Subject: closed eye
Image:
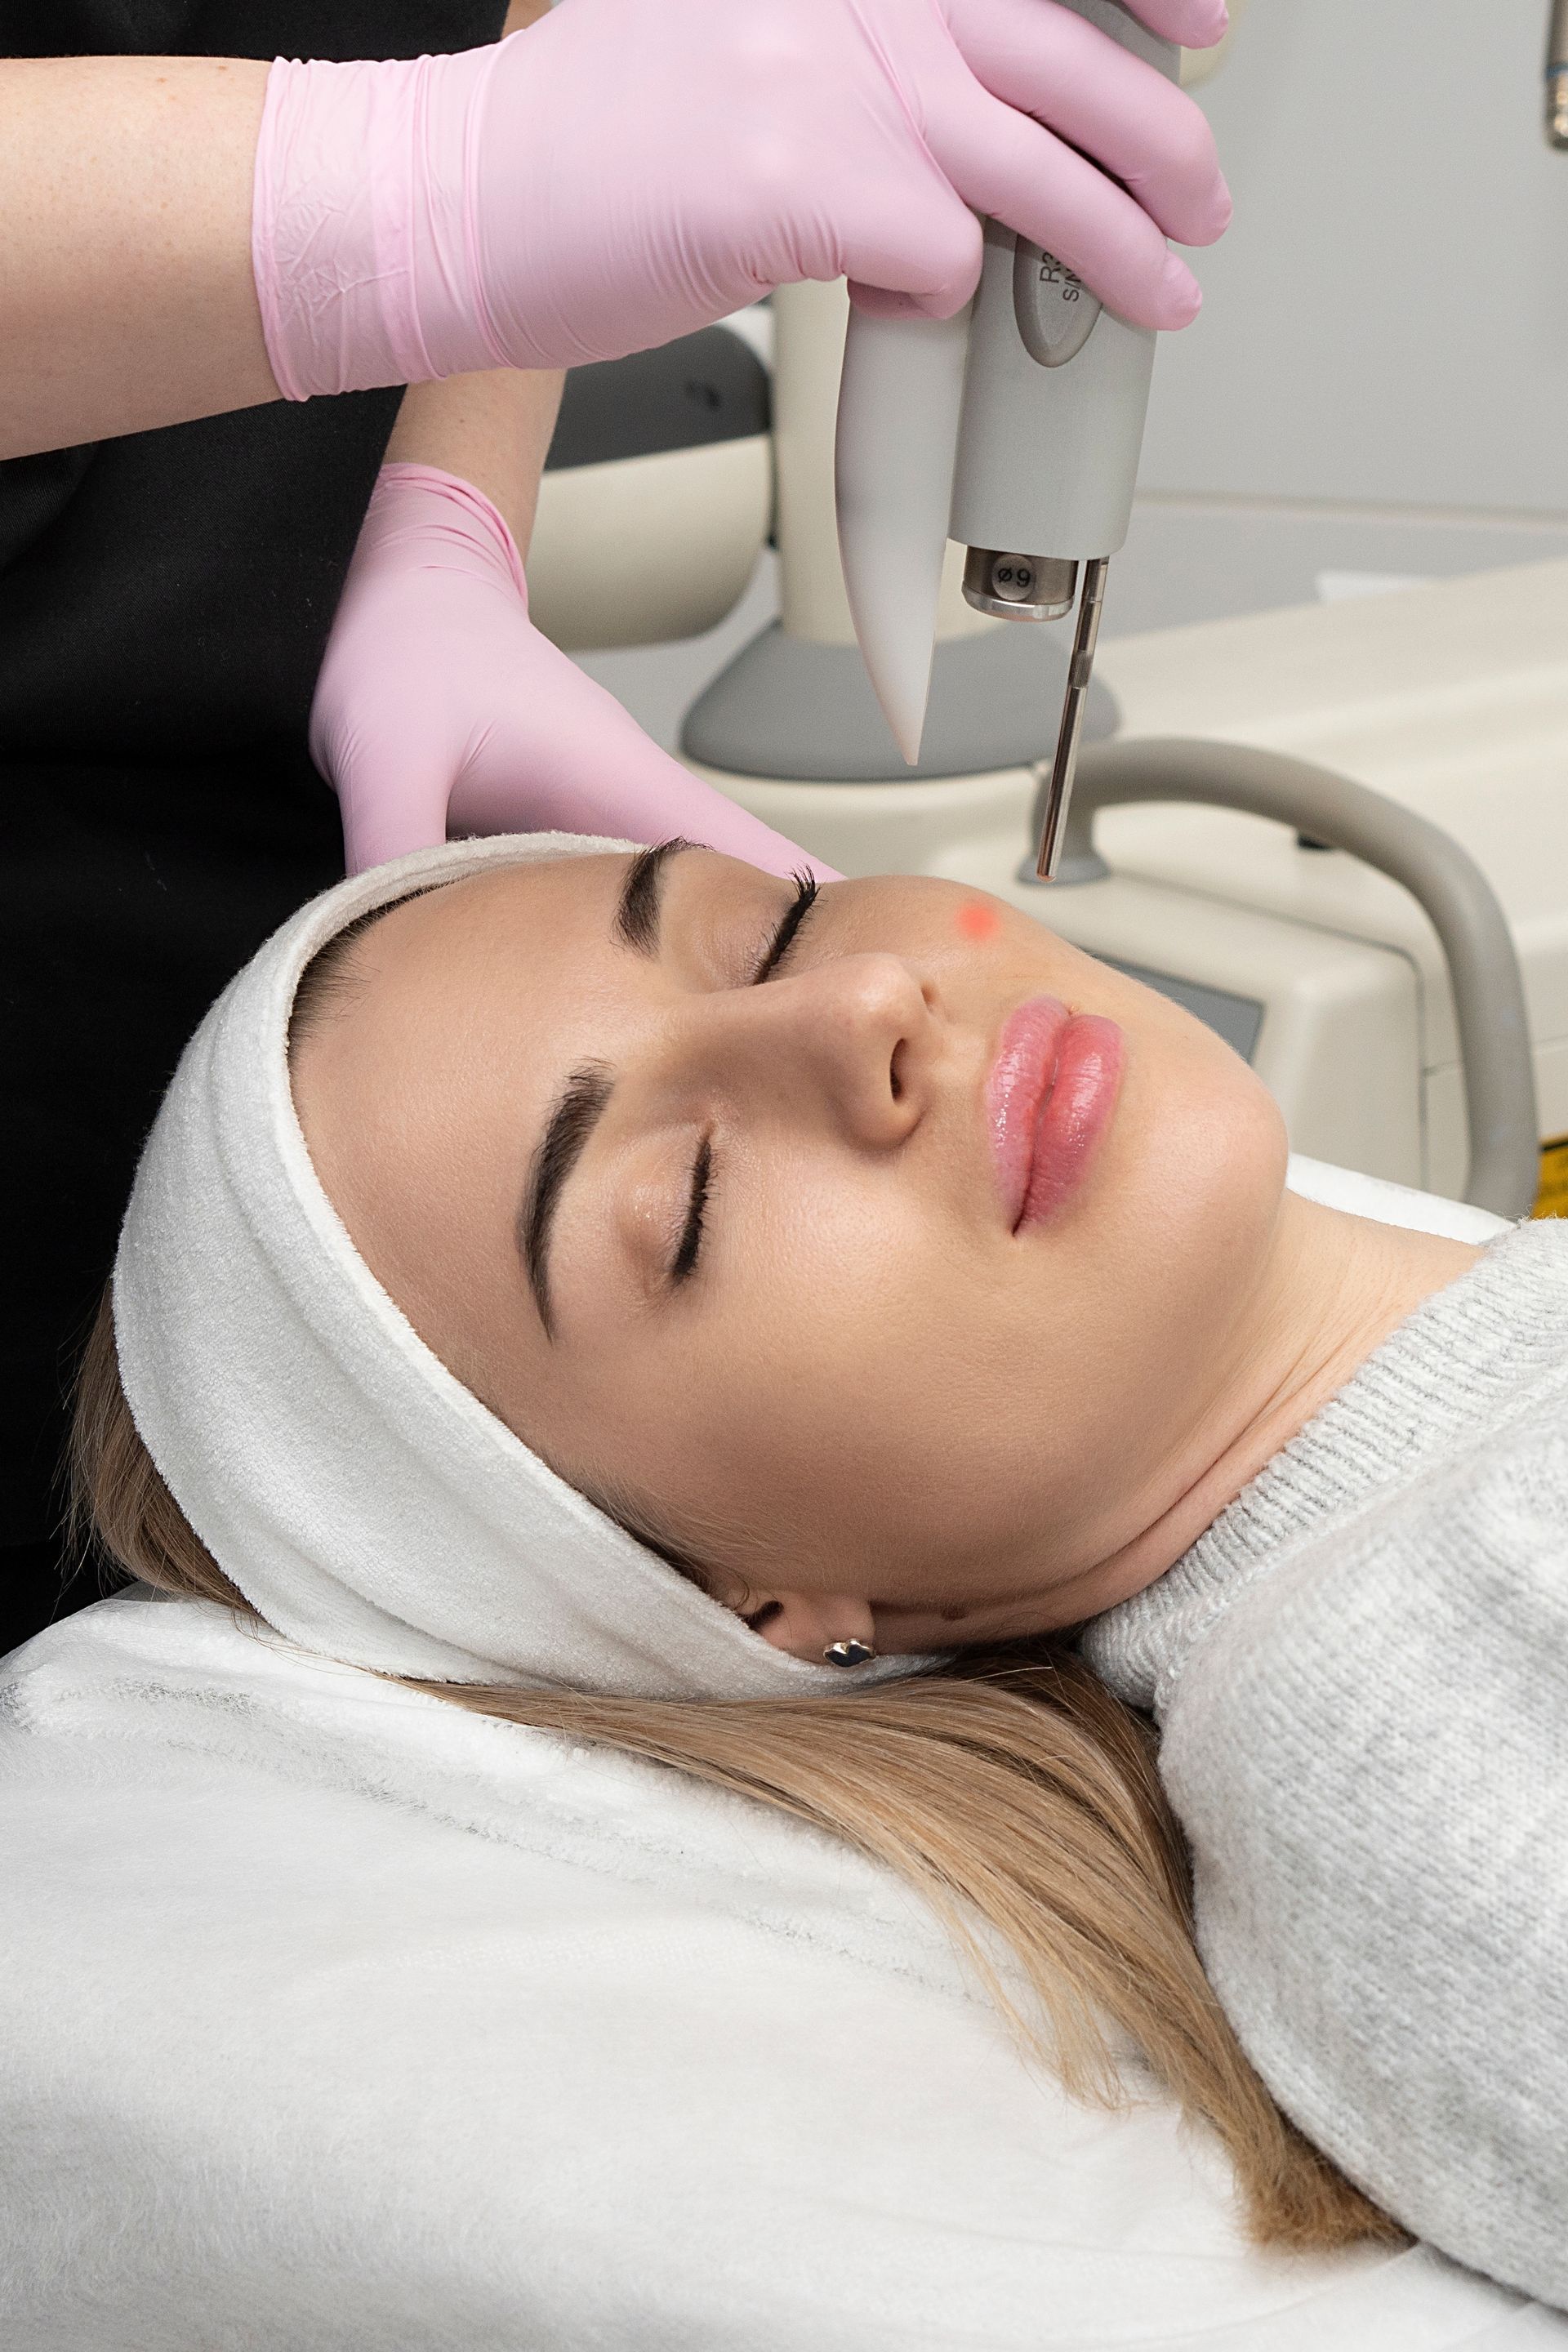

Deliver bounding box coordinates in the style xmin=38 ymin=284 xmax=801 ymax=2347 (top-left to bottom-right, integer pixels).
xmin=670 ymin=1134 xmax=712 ymax=1286
xmin=670 ymin=875 xmax=820 ymax=1291
xmin=751 ymin=872 xmax=819 ymax=985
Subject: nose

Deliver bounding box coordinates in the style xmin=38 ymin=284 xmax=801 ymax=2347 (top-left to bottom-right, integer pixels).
xmin=701 ymin=952 xmax=940 ymax=1147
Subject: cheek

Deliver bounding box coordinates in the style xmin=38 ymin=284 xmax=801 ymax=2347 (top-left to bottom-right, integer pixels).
xmin=1081 ymin=1010 xmax=1287 ymax=1368
xmin=636 ymin=1187 xmax=949 ymax=1489
xmin=571 ymin=1174 xmax=1054 ymax=1583
xmin=955 ymin=899 xmax=1003 ymax=945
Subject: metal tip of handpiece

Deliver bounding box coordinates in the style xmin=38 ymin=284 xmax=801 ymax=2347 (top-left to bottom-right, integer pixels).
xmin=1034 ymin=558 xmax=1110 ymax=881
xmin=1035 ymin=731 xmax=1080 ymax=881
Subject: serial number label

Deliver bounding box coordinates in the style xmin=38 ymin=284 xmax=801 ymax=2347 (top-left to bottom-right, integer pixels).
xmin=1034 ymin=256 xmax=1085 ymax=299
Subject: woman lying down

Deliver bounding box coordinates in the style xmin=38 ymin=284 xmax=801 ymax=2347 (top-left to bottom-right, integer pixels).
xmin=70 ymin=831 xmax=1568 ymax=2308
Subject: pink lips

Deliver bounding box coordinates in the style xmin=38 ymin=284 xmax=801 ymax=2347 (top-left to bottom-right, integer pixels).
xmin=986 ymin=996 xmax=1125 ymax=1232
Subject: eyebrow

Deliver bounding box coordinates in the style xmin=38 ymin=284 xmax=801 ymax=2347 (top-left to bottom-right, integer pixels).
xmin=519 ymin=841 xmax=699 ymax=1334
xmin=614 ymin=837 xmax=695 ymax=959
xmin=519 ymin=1063 xmax=613 ymax=1339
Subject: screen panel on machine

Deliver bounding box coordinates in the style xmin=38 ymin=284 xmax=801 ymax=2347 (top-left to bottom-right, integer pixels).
xmin=1102 ymin=957 xmax=1265 ymax=1064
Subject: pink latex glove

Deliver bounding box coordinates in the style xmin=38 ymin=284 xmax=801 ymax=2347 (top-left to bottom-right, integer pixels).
xmin=255 ymin=0 xmax=1230 ymax=399
xmin=310 ymin=464 xmax=835 ymax=881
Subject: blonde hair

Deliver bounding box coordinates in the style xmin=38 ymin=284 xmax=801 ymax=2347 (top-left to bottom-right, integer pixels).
xmin=69 ymin=1285 xmax=1397 ymax=2255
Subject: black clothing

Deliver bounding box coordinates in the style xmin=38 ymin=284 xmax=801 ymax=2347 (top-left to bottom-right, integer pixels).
xmin=0 ymin=0 xmax=509 ymax=1655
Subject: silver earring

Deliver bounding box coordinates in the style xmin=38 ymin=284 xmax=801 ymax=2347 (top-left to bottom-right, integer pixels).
xmin=823 ymin=1638 xmax=877 ymax=1668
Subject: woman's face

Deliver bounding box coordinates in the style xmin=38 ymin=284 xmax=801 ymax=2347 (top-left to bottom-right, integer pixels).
xmin=291 ymin=849 xmax=1288 ymax=1657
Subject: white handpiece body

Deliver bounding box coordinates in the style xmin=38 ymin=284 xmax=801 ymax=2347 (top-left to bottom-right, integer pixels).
xmin=835 ymin=305 xmax=973 ymax=765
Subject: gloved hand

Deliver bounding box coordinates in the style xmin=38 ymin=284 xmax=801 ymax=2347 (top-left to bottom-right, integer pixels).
xmin=310 ymin=464 xmax=835 ymax=880
xmin=255 ymin=0 xmax=1230 ymax=401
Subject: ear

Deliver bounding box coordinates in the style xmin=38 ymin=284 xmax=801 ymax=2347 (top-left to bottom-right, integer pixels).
xmin=746 ymin=1590 xmax=880 ymax=1667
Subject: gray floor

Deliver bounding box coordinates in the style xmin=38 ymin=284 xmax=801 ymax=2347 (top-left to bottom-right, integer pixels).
xmin=575 ymin=500 xmax=1568 ymax=759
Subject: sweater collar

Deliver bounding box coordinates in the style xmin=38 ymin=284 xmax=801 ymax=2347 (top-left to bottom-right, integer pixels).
xmin=1081 ymin=1219 xmax=1568 ymax=1714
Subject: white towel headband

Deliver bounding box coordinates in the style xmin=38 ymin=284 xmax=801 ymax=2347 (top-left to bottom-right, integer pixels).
xmin=113 ymin=833 xmax=938 ymax=1700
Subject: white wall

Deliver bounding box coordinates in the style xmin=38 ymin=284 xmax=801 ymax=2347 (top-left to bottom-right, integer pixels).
xmin=1145 ymin=0 xmax=1568 ymax=513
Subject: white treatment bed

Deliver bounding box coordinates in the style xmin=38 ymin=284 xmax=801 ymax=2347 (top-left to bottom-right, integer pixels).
xmin=0 ymin=1163 xmax=1557 ymax=2350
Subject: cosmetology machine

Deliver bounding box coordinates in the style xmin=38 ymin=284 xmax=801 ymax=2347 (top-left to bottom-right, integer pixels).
xmin=704 ymin=559 xmax=1568 ymax=1223
xmin=527 ymin=323 xmax=773 ymax=653
xmin=528 ymin=0 xmax=1568 ymax=1225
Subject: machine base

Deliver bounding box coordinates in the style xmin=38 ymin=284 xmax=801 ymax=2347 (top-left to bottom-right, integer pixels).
xmin=679 ymin=617 xmax=1118 ymax=784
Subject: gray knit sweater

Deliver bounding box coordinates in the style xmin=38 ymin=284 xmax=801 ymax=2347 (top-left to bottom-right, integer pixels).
xmin=1082 ymin=1218 xmax=1568 ymax=2307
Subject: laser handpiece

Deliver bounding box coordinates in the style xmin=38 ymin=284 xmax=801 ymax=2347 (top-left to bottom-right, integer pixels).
xmin=835 ymin=0 xmax=1180 ymax=849
xmin=951 ymin=1 xmax=1180 ymax=877
xmin=961 ymin=237 xmax=1119 ymax=878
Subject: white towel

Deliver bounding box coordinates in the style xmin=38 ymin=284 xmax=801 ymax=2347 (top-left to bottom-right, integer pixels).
xmin=113 ymin=833 xmax=935 ymax=1699
xmin=2 ymin=1588 xmax=1558 ymax=2352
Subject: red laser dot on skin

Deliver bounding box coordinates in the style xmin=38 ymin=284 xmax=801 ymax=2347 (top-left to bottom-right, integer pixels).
xmin=956 ymin=900 xmax=1001 ymax=942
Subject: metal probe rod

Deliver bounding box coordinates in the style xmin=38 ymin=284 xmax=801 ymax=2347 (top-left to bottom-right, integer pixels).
xmin=1034 ymin=557 xmax=1109 ymax=880
xmin=1548 ymin=0 xmax=1568 ymax=147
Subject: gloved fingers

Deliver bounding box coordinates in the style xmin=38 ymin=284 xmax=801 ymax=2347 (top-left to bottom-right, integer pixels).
xmin=930 ymin=78 xmax=1202 ymax=327
xmin=603 ymin=758 xmax=842 ymax=884
xmin=315 ymin=711 xmax=457 ymax=875
xmin=338 ymin=770 xmax=455 ymax=874
xmin=947 ymin=0 xmax=1230 ymax=248
xmin=448 ymin=673 xmax=838 ymax=883
xmin=831 ymin=167 xmax=986 ymax=314
xmin=849 ymin=279 xmax=972 ymax=323
xmin=1105 ymin=0 xmax=1229 ymax=45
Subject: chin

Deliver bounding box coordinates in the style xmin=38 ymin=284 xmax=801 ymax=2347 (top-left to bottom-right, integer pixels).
xmin=1183 ymin=1081 xmax=1288 ymax=1281
xmin=1112 ymin=1031 xmax=1289 ymax=1285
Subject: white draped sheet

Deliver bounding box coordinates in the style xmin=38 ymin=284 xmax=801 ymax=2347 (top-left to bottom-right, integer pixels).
xmin=2 ymin=1585 xmax=1558 ymax=2352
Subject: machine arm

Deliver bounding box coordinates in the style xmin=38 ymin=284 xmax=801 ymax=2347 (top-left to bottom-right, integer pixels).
xmin=1034 ymin=738 xmax=1540 ymax=1218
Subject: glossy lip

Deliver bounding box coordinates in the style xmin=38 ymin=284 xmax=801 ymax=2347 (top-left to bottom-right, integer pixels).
xmin=986 ymin=995 xmax=1125 ymax=1232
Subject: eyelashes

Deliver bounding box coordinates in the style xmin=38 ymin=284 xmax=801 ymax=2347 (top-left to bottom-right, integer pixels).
xmin=670 ymin=1134 xmax=711 ymax=1286
xmin=670 ymin=875 xmax=822 ymax=1289
xmin=751 ymin=871 xmax=819 ymax=986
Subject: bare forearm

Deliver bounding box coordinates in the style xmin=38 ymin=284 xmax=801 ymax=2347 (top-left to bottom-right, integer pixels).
xmin=384 ymin=368 xmax=564 ymax=557
xmin=0 ymin=56 xmax=278 ymax=460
